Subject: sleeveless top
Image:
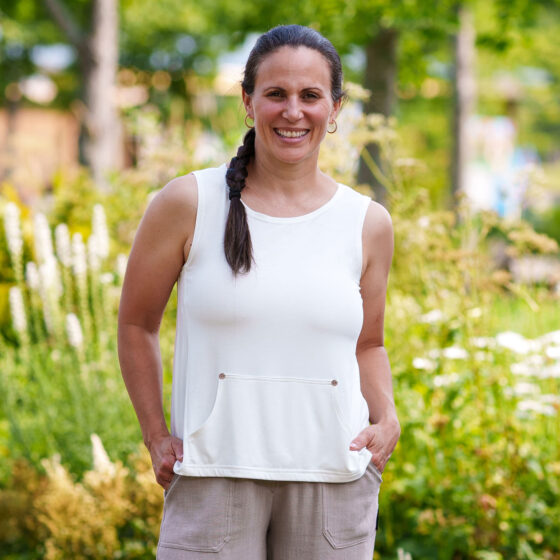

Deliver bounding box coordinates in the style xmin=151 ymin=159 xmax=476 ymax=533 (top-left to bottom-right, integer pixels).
xmin=171 ymin=164 xmax=374 ymax=482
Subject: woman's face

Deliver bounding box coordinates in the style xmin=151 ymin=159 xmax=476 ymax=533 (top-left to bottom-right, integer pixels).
xmin=242 ymin=46 xmax=341 ymax=167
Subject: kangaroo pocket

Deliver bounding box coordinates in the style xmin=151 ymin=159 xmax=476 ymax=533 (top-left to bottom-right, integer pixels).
xmin=186 ymin=373 xmax=360 ymax=474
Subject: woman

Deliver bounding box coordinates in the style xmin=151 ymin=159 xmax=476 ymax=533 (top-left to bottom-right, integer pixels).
xmin=118 ymin=24 xmax=400 ymax=560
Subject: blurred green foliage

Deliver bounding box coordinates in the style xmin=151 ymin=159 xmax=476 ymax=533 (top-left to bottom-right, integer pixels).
xmin=1 ymin=2 xmax=559 ymax=556
xmin=1 ymin=103 xmax=559 ymax=558
xmin=2 ymin=0 xmax=560 ymax=222
xmin=524 ymin=206 xmax=560 ymax=245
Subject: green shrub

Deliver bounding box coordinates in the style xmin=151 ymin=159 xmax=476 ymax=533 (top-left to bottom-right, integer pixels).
xmin=524 ymin=205 xmax=560 ymax=245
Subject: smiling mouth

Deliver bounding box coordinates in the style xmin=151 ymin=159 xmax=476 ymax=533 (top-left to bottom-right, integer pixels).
xmin=274 ymin=129 xmax=309 ymax=138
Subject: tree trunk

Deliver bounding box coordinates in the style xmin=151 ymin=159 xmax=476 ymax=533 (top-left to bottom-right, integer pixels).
xmin=85 ymin=0 xmax=120 ymax=190
xmin=357 ymin=27 xmax=398 ymax=208
xmin=450 ymin=3 xmax=476 ymax=204
xmin=44 ymin=0 xmax=120 ymax=191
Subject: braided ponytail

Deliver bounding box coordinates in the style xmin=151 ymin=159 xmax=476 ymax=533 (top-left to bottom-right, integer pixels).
xmin=224 ymin=127 xmax=255 ymax=275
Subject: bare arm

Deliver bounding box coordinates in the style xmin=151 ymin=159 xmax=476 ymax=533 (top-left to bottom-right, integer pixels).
xmin=117 ymin=173 xmax=197 ymax=488
xmin=349 ymin=201 xmax=400 ymax=472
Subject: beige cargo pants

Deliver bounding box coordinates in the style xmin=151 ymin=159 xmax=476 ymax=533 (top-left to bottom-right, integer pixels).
xmin=157 ymin=461 xmax=382 ymax=560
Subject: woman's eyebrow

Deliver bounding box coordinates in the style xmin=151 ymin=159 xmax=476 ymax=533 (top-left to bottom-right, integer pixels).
xmin=262 ymin=86 xmax=324 ymax=93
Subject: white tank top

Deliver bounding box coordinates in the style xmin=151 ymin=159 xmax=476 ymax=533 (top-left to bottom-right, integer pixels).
xmin=171 ymin=164 xmax=373 ymax=482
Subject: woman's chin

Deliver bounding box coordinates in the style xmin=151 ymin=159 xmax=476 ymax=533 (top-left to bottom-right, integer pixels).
xmin=266 ymin=145 xmax=319 ymax=166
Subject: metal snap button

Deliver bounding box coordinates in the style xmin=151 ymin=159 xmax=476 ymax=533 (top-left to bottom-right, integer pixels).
xmin=218 ymin=373 xmax=226 ymax=379
xmin=331 ymin=379 xmax=338 ymax=386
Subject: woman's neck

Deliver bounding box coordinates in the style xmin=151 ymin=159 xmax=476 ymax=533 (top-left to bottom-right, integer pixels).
xmin=241 ymin=155 xmax=338 ymax=217
xmin=245 ymin=145 xmax=334 ymax=199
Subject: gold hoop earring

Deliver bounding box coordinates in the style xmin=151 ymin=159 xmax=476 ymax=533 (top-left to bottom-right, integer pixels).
xmin=327 ymin=120 xmax=337 ymax=134
xmin=244 ymin=114 xmax=254 ymax=129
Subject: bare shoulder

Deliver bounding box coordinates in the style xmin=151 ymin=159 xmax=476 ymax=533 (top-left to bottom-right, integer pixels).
xmin=148 ymin=172 xmax=198 ymax=226
xmin=363 ymin=200 xmax=393 ymax=245
xmin=141 ymin=173 xmax=198 ymax=255
xmin=362 ymin=200 xmax=394 ymax=274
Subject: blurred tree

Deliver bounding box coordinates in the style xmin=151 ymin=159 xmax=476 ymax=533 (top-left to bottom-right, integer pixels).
xmin=451 ymin=3 xmax=477 ymax=202
xmin=0 ymin=0 xmax=214 ymax=189
xmin=450 ymin=0 xmax=560 ymax=203
xmin=0 ymin=0 xmax=120 ymax=190
xmin=43 ymin=0 xmax=119 ymax=191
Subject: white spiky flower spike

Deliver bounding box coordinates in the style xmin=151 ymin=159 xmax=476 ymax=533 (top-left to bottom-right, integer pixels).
xmin=90 ymin=433 xmax=116 ymax=476
xmin=25 ymin=261 xmax=39 ymax=291
xmin=72 ymin=233 xmax=87 ymax=278
xmin=92 ymin=204 xmax=109 ymax=259
xmin=55 ymin=223 xmax=72 ymax=268
xmin=4 ymin=202 xmax=23 ymax=261
xmin=38 ymin=256 xmax=63 ymax=298
xmin=40 ymin=454 xmax=69 ymax=484
xmin=33 ymin=213 xmax=54 ymax=263
xmin=87 ymin=234 xmax=101 ymax=271
xmin=397 ymin=549 xmax=413 ymax=560
xmin=65 ymin=313 xmax=83 ymax=349
xmin=116 ymin=253 xmax=127 ymax=281
xmin=117 ymin=253 xmax=128 ymax=281
xmin=9 ymin=286 xmax=27 ymax=334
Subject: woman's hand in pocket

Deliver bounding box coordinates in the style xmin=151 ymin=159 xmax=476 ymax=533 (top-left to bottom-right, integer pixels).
xmin=349 ymin=420 xmax=400 ymax=473
xmin=147 ymin=434 xmax=184 ymax=490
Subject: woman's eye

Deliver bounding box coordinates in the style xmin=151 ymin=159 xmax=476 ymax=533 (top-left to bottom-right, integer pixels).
xmin=303 ymin=92 xmax=319 ymax=100
xmin=267 ymin=91 xmax=282 ymax=97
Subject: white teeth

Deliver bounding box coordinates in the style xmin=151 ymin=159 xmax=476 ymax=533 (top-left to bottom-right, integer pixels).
xmin=276 ymin=129 xmax=307 ymax=138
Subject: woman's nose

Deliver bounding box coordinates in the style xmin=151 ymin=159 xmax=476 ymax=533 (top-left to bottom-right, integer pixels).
xmin=282 ymin=97 xmax=303 ymax=121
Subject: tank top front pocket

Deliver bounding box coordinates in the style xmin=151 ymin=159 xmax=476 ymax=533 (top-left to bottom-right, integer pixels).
xmin=184 ymin=373 xmax=368 ymax=478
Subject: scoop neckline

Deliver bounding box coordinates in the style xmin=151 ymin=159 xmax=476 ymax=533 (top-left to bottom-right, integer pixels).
xmin=220 ymin=162 xmax=344 ymax=223
xmin=240 ymin=184 xmax=342 ymax=223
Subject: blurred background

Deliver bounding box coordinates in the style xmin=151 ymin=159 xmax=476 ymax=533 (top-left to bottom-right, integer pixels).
xmin=0 ymin=1 xmax=559 ymax=559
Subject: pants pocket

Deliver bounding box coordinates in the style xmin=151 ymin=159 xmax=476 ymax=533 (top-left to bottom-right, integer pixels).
xmin=163 ymin=473 xmax=180 ymax=499
xmin=368 ymin=460 xmax=383 ymax=483
xmin=158 ymin=475 xmax=234 ymax=552
xmin=321 ymin=462 xmax=381 ymax=548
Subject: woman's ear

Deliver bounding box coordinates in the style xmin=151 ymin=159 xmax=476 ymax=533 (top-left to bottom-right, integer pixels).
xmin=242 ymin=89 xmax=254 ymax=119
xmin=331 ymin=98 xmax=342 ymax=122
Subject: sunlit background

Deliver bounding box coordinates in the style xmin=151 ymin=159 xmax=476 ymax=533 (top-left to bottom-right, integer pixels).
xmin=1 ymin=1 xmax=559 ymax=558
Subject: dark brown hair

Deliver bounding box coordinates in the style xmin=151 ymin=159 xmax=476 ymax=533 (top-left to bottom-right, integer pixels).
xmin=224 ymin=24 xmax=345 ymax=274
